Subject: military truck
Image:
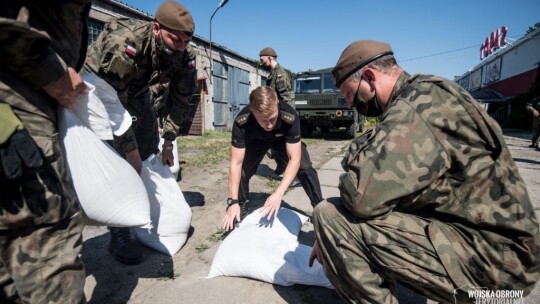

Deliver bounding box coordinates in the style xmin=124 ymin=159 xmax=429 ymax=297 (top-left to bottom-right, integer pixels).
xmin=294 ymin=68 xmax=364 ymax=138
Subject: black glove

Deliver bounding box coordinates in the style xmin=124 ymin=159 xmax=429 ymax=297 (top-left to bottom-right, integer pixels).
xmin=0 ymin=129 xmax=43 ymax=180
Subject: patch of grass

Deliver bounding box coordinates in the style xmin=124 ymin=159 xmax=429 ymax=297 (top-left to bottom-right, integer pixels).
xmin=178 ymin=131 xmax=231 ymax=167
xmin=302 ymin=138 xmax=323 ymax=145
xmin=207 ymin=229 xmax=226 ymax=243
xmin=156 ymin=271 xmax=180 ymax=281
xmin=195 ymin=243 xmax=209 ymax=253
xmin=265 ymin=176 xmax=295 ymax=194
xmin=363 ymin=117 xmax=380 ymax=130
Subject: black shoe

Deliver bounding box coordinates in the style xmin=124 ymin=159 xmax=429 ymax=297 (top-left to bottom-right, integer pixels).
xmin=290 ymin=177 xmax=301 ymax=187
xmin=239 ymin=200 xmax=250 ymax=220
xmin=529 ymin=144 xmax=538 ymax=148
xmin=108 ymin=227 xmax=145 ymax=265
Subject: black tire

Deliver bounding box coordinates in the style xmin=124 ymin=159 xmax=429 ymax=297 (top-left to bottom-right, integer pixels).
xmin=320 ymin=127 xmax=330 ymax=133
xmin=346 ymin=122 xmax=358 ymax=139
xmin=300 ymin=123 xmax=313 ymax=138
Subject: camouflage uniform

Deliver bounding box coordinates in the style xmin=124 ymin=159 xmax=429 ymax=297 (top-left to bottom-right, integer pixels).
xmin=83 ymin=17 xmax=197 ymax=160
xmin=0 ymin=1 xmax=90 ymax=303
xmin=313 ymin=72 xmax=540 ymax=303
xmin=525 ymin=96 xmax=540 ymax=148
xmin=266 ymin=63 xmax=295 ymax=109
xmin=266 ymin=63 xmax=295 ymax=174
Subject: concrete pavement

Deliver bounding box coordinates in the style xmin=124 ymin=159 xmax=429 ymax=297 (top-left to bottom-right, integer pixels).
xmin=282 ymin=129 xmax=540 ymax=303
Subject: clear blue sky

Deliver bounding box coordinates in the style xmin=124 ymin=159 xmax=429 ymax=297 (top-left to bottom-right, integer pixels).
xmin=120 ymin=0 xmax=539 ymax=80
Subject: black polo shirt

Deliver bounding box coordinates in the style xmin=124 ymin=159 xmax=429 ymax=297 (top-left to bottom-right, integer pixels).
xmin=231 ymin=101 xmax=301 ymax=149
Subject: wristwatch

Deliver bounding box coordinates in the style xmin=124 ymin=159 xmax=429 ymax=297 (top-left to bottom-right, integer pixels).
xmin=226 ymin=198 xmax=239 ymax=209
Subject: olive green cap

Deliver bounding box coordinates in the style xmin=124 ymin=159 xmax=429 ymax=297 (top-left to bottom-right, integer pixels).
xmin=155 ymin=1 xmax=194 ymax=34
xmin=259 ymin=47 xmax=277 ymax=57
xmin=332 ymin=40 xmax=393 ymax=87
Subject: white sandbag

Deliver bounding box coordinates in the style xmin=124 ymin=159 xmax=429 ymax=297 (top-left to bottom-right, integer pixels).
xmin=72 ymin=73 xmax=132 ymax=140
xmin=158 ymin=137 xmax=180 ymax=179
xmin=59 ymin=108 xmax=151 ymax=227
xmin=207 ymin=208 xmax=333 ymax=289
xmin=134 ymin=154 xmax=192 ymax=256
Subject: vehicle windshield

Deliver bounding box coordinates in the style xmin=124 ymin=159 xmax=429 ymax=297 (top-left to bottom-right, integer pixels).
xmin=323 ymin=73 xmax=339 ymax=93
xmin=295 ymin=75 xmax=321 ymax=93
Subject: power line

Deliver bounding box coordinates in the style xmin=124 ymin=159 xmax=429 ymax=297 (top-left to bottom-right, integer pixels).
xmin=399 ymin=35 xmax=522 ymax=63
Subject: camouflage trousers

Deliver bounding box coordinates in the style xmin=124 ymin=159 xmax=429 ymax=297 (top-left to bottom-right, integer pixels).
xmin=0 ymin=80 xmax=86 ymax=303
xmin=0 ymin=213 xmax=85 ymax=304
xmin=313 ymin=199 xmax=476 ymax=304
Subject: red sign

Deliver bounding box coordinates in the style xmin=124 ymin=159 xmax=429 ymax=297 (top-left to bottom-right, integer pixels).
xmin=480 ymin=26 xmax=507 ymax=60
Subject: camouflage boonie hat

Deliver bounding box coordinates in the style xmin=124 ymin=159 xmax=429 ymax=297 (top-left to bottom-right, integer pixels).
xmin=155 ymin=1 xmax=194 ymax=34
xmin=259 ymin=47 xmax=277 ymax=57
xmin=332 ymin=40 xmax=393 ymax=87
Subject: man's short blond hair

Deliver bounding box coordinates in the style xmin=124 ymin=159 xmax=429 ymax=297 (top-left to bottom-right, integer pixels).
xmin=249 ymin=86 xmax=278 ymax=116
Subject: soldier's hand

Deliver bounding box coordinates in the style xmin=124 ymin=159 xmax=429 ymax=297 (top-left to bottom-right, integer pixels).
xmin=309 ymin=240 xmax=324 ymax=267
xmin=260 ymin=192 xmax=282 ymax=220
xmin=161 ymin=148 xmax=174 ymax=167
xmin=43 ymin=67 xmax=89 ymax=108
xmin=0 ymin=129 xmax=43 ymax=180
xmin=222 ymin=204 xmax=241 ymax=231
xmin=125 ymin=149 xmax=142 ymax=174
xmin=534 ymin=110 xmax=539 ymax=117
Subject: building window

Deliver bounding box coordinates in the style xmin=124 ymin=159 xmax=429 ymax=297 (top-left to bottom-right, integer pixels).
xmin=88 ymin=19 xmax=104 ymax=45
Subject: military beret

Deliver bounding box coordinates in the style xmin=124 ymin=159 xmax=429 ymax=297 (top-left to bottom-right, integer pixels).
xmin=259 ymin=47 xmax=277 ymax=57
xmin=332 ymin=40 xmax=393 ymax=88
xmin=155 ymin=1 xmax=194 ymax=34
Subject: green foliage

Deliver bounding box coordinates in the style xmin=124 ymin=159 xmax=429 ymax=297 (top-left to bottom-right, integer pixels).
xmin=195 ymin=243 xmax=209 ymax=253
xmin=302 ymin=137 xmax=323 ymax=145
xmin=156 ymin=271 xmax=180 ymax=281
xmin=363 ymin=117 xmax=381 ymax=130
xmin=207 ymin=229 xmax=226 ymax=242
xmin=526 ymin=22 xmax=540 ymax=34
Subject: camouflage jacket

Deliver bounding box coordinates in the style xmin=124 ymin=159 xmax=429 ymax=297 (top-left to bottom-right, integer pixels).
xmin=84 ymin=17 xmax=197 ymax=149
xmin=340 ymin=72 xmax=540 ymax=287
xmin=0 ymin=0 xmax=91 ymax=120
xmin=266 ymin=63 xmax=295 ymax=108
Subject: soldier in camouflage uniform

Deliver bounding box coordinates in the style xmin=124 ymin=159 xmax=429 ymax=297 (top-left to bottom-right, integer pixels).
xmin=259 ymin=47 xmax=298 ymax=183
xmin=525 ymin=96 xmax=540 ymax=148
xmin=83 ymin=0 xmax=197 ymax=265
xmin=0 ymin=1 xmax=91 ymax=303
xmin=308 ymin=40 xmax=540 ymax=303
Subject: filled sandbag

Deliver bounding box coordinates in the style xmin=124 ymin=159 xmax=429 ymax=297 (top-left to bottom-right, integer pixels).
xmin=59 ymin=108 xmax=151 ymax=227
xmin=75 ymin=73 xmax=132 ymax=140
xmin=134 ymin=154 xmax=192 ymax=256
xmin=207 ymin=207 xmax=333 ymax=288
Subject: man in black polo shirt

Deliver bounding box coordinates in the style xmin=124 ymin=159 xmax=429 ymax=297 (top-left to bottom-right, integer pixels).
xmin=221 ymin=86 xmax=323 ymax=230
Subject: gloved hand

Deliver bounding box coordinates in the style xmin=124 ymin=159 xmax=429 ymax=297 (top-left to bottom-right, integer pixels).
xmin=0 ymin=104 xmax=43 ymax=180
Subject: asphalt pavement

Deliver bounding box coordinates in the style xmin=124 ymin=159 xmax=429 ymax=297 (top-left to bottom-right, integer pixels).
xmin=282 ymin=128 xmax=540 ymax=304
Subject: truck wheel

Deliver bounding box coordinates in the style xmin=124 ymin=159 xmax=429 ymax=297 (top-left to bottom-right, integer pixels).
xmin=301 ymin=123 xmax=313 ymax=138
xmin=320 ymin=127 xmax=330 ymax=133
xmin=346 ymin=122 xmax=358 ymax=139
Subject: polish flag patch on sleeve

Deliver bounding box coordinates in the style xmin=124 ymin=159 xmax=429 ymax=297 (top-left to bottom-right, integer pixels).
xmin=187 ymin=59 xmax=196 ymax=69
xmin=125 ymin=45 xmax=137 ymax=57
